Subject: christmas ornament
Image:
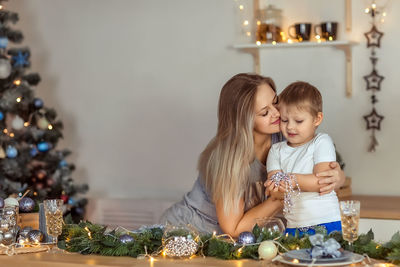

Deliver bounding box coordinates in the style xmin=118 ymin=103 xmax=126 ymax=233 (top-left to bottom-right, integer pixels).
xmin=0 ymin=197 xmax=4 ymax=208
xmin=0 ymin=58 xmax=11 ymax=79
xmin=119 ymin=234 xmax=135 ymax=244
xmin=6 ymin=145 xmax=18 ymax=158
xmin=59 ymin=160 xmax=68 ymax=167
xmin=0 ymin=147 xmax=5 ymax=159
xmin=37 ymin=117 xmax=49 ymax=130
xmin=4 ymin=197 xmax=19 ymax=207
xmin=27 ymin=229 xmax=44 ymax=243
xmin=12 ymin=51 xmax=30 ymax=68
xmin=237 ymin=231 xmax=255 ymax=245
xmin=33 ymin=98 xmax=43 ymax=109
xmin=30 ymin=145 xmax=38 ymax=157
xmin=363 ymin=3 xmax=386 ymax=152
xmin=19 ymin=197 xmax=35 ymax=212
xmin=11 ymin=115 xmax=24 ymax=130
xmin=60 ymin=194 xmax=69 ymax=203
xmin=19 ymin=226 xmax=33 ymax=237
xmin=68 ymin=197 xmax=76 ymax=206
xmin=164 ymin=236 xmax=199 ymax=257
xmin=364 ymin=25 xmax=384 ymax=48
xmin=37 ymin=141 xmax=51 ymax=152
xmin=2 ymin=231 xmax=14 ymax=245
xmin=0 ymin=37 xmax=9 ymax=49
xmin=270 ymin=172 xmax=301 ymax=214
xmin=256 ymin=217 xmax=285 ymax=235
xmin=0 ymin=111 xmax=4 ymax=120
xmin=258 ymin=240 xmax=278 ymax=260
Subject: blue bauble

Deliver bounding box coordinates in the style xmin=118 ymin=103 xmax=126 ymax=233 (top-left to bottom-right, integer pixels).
xmin=68 ymin=197 xmax=76 ymax=205
xmin=33 ymin=98 xmax=44 ymax=109
xmin=6 ymin=146 xmax=18 ymax=158
xmin=119 ymin=234 xmax=135 ymax=244
xmin=0 ymin=37 xmax=8 ymax=49
xmin=0 ymin=197 xmax=4 ymax=208
xmin=59 ymin=160 xmax=68 ymax=167
xmin=37 ymin=141 xmax=51 ymax=152
xmin=237 ymin=231 xmax=255 ymax=245
xmin=30 ymin=146 xmax=39 ymax=157
xmin=0 ymin=111 xmax=4 ymax=121
xmin=19 ymin=197 xmax=35 ymax=213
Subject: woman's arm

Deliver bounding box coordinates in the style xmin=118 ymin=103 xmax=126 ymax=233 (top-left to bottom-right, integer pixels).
xmin=215 ymin=195 xmax=282 ymax=238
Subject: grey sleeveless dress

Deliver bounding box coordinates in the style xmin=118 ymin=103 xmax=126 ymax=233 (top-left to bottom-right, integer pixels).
xmin=160 ymin=133 xmax=283 ymax=234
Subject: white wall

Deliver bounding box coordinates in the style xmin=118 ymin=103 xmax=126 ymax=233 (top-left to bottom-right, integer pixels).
xmin=6 ymin=0 xmax=400 ymax=200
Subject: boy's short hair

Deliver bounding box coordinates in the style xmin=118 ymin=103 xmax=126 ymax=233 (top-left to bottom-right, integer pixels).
xmin=279 ymin=81 xmax=322 ymax=117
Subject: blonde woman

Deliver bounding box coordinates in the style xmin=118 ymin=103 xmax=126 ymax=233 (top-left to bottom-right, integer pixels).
xmin=160 ymin=73 xmax=345 ymax=237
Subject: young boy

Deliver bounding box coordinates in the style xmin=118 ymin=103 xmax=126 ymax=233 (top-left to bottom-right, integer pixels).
xmin=266 ymin=81 xmax=341 ymax=236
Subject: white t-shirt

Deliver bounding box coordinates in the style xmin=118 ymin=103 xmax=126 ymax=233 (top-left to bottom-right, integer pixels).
xmin=266 ymin=133 xmax=341 ymax=228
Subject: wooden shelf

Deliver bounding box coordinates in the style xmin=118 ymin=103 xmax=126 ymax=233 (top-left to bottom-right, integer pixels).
xmin=233 ymin=40 xmax=358 ymax=98
xmin=233 ymin=40 xmax=357 ymax=49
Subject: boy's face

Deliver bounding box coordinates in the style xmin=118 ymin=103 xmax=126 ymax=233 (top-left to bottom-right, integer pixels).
xmin=279 ymin=104 xmax=323 ymax=147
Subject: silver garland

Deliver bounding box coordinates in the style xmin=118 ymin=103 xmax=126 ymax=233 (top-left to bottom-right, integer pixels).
xmin=270 ymin=172 xmax=301 ymax=214
xmin=164 ymin=236 xmax=198 ymax=257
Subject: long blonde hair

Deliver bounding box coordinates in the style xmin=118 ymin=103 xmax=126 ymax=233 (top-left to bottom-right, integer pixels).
xmin=198 ymin=73 xmax=276 ymax=214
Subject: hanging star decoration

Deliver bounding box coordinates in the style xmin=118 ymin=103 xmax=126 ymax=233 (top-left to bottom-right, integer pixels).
xmin=363 ymin=69 xmax=384 ymax=91
xmin=12 ymin=50 xmax=30 ymax=67
xmin=364 ymin=25 xmax=384 ymax=48
xmin=363 ymin=108 xmax=384 ymax=130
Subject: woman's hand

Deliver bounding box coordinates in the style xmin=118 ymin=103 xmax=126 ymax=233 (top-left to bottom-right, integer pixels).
xmin=316 ymin=162 xmax=345 ymax=195
xmin=265 ymin=180 xmax=285 ymax=200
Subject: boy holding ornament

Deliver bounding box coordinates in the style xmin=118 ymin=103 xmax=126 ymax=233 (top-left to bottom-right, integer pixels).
xmin=265 ymin=81 xmax=341 ymax=236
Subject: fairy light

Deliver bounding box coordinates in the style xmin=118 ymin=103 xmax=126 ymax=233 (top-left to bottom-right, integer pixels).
xmin=280 ymin=31 xmax=287 ymax=41
xmin=296 ymin=246 xmax=300 ymax=250
xmin=0 ymin=5 xmax=3 ymax=10
xmin=382 ymin=12 xmax=387 ymax=17
xmin=287 ymin=39 xmax=293 ymax=44
xmin=317 ymin=39 xmax=322 ymax=43
xmin=365 ymin=8 xmax=370 ymax=13
xmin=24 ymin=122 xmax=29 ymax=127
xmin=33 ymin=191 xmax=37 ymax=196
xmin=14 ymin=80 xmax=21 ymax=86
xmin=292 ymin=259 xmax=299 ymax=263
xmin=256 ymin=20 xmax=261 ymax=26
xmin=315 ymin=35 xmax=321 ymax=40
xmin=328 ymin=36 xmax=333 ymax=41
xmin=239 ymin=5 xmax=244 ymax=10
xmin=243 ymin=20 xmax=249 ymax=26
xmin=256 ymin=41 xmax=261 ymax=46
xmin=246 ymin=31 xmax=251 ymax=36
xmin=371 ymin=3 xmax=377 ymax=9
xmin=48 ymin=125 xmax=53 ymax=130
xmin=84 ymin=227 xmax=92 ymax=239
xmin=272 ymin=41 xmax=277 ymax=45
xmin=16 ymin=97 xmax=21 ymax=103
xmin=9 ymin=133 xmax=14 ymax=138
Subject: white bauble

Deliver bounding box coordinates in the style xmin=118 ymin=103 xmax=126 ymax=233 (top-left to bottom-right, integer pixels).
xmin=4 ymin=197 xmax=19 ymax=207
xmin=258 ymin=240 xmax=278 ymax=260
xmin=0 ymin=58 xmax=11 ymax=79
xmin=37 ymin=117 xmax=49 ymax=130
xmin=0 ymin=147 xmax=5 ymax=158
xmin=12 ymin=115 xmax=24 ymax=130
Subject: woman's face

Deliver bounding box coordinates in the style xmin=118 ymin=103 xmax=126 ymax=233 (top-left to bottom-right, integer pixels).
xmin=253 ymin=83 xmax=280 ymax=135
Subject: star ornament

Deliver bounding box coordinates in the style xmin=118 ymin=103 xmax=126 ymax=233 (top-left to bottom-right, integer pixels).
xmin=364 ymin=108 xmax=384 ymax=130
xmin=364 ymin=69 xmax=384 ymax=91
xmin=364 ymin=25 xmax=384 ymax=48
xmin=12 ymin=51 xmax=30 ymax=68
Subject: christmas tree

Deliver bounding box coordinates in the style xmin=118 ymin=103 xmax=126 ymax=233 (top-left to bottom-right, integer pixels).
xmin=0 ymin=2 xmax=88 ymax=221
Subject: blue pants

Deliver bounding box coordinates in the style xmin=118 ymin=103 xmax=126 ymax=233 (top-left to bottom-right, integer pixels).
xmin=285 ymin=221 xmax=342 ymax=237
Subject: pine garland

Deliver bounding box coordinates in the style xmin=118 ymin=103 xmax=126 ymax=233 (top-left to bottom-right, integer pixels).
xmin=58 ymin=221 xmax=400 ymax=264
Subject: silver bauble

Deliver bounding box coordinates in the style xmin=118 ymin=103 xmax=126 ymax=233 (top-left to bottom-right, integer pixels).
xmin=0 ymin=222 xmax=9 ymax=231
xmin=3 ymin=231 xmax=14 ymax=245
xmin=0 ymin=58 xmax=11 ymax=79
xmin=27 ymin=230 xmax=44 ymax=243
xmin=20 ymin=226 xmax=33 ymax=237
xmin=11 ymin=115 xmax=24 ymax=130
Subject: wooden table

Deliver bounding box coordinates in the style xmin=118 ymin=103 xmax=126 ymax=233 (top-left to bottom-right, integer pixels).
xmin=0 ymin=251 xmax=384 ymax=267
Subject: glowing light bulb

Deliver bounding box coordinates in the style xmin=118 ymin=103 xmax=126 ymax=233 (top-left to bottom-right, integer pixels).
xmin=256 ymin=41 xmax=261 ymax=46
xmin=315 ymin=35 xmax=321 ymax=40
xmin=243 ymin=20 xmax=249 ymax=26
xmin=293 ymin=259 xmax=299 ymax=264
xmin=257 ymin=20 xmax=261 ymax=26
xmin=3 ymin=129 xmax=7 ymax=134
xmin=287 ymin=39 xmax=293 ymax=44
xmin=372 ymin=3 xmax=376 ymax=9
xmin=383 ymin=12 xmax=387 ymax=17
xmin=16 ymin=97 xmax=21 ymax=103
xmin=328 ymin=36 xmax=333 ymax=41
xmin=48 ymin=125 xmax=53 ymax=130
xmin=272 ymin=41 xmax=277 ymax=45
xmin=365 ymin=8 xmax=370 ymax=13
xmin=239 ymin=5 xmax=244 ymax=10
xmin=0 ymin=5 xmax=3 ymax=10
xmin=24 ymin=122 xmax=29 ymax=127
xmin=14 ymin=80 xmax=21 ymax=86
xmin=246 ymin=31 xmax=251 ymax=36
xmin=9 ymin=133 xmax=14 ymax=137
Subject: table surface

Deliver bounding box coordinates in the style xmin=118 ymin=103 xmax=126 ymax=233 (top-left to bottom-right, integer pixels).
xmin=342 ymin=195 xmax=400 ymax=220
xmin=0 ymin=251 xmax=382 ymax=267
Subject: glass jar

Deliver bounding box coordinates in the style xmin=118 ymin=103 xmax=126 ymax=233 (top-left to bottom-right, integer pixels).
xmin=256 ymin=5 xmax=283 ymax=43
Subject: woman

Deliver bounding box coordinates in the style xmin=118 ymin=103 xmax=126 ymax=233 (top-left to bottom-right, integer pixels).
xmin=160 ymin=73 xmax=345 ymax=237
